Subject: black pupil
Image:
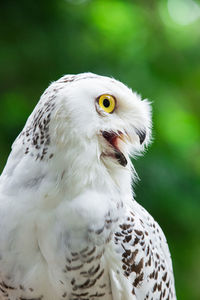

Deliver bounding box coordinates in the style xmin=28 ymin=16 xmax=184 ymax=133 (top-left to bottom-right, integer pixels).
xmin=103 ymin=98 xmax=110 ymax=107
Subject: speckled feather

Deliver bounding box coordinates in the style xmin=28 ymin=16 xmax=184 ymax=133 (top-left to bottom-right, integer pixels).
xmin=0 ymin=73 xmax=176 ymax=300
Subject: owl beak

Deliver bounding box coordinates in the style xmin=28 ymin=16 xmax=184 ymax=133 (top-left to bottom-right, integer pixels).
xmin=101 ymin=128 xmax=146 ymax=166
xmin=101 ymin=131 xmax=128 ymax=167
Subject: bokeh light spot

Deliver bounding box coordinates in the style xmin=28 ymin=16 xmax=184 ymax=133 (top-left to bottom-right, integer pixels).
xmin=168 ymin=0 xmax=200 ymax=25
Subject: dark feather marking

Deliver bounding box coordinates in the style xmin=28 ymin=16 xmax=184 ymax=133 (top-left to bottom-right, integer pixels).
xmin=162 ymin=272 xmax=167 ymax=282
xmin=153 ymin=282 xmax=157 ymax=292
xmin=132 ymin=236 xmax=140 ymax=246
xmin=89 ymin=292 xmax=106 ymax=297
xmin=62 ymin=292 xmax=67 ymax=298
xmin=71 ymin=292 xmax=88 ymax=297
xmin=66 ymin=264 xmax=83 ymax=271
xmin=19 ymin=297 xmax=43 ymax=300
xmin=133 ymin=272 xmax=144 ymax=287
xmin=95 ymin=227 xmax=104 ymax=235
xmin=0 ymin=282 xmax=16 ymax=290
xmin=131 ymin=258 xmax=144 ymax=274
xmin=86 ymin=247 xmax=96 ymax=256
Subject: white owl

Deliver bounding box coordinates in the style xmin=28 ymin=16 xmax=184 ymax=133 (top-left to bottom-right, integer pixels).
xmin=0 ymin=73 xmax=176 ymax=300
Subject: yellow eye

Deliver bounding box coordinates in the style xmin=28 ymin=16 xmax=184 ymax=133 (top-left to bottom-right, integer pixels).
xmin=98 ymin=94 xmax=116 ymax=114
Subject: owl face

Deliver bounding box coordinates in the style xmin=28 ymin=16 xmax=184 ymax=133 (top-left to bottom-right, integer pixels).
xmin=49 ymin=73 xmax=152 ymax=168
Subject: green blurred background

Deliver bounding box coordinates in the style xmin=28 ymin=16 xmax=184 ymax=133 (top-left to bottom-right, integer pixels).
xmin=0 ymin=0 xmax=200 ymax=299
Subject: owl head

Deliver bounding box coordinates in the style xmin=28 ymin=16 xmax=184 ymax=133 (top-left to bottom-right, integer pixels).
xmin=51 ymin=73 xmax=151 ymax=163
xmin=13 ymin=73 xmax=151 ymax=189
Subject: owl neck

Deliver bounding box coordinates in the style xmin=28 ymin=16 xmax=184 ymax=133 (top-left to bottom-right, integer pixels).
xmin=47 ymin=138 xmax=133 ymax=204
xmin=2 ymin=135 xmax=133 ymax=209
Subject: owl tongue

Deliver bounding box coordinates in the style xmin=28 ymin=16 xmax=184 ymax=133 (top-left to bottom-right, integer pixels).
xmin=102 ymin=131 xmax=118 ymax=147
xmin=102 ymin=131 xmax=127 ymax=167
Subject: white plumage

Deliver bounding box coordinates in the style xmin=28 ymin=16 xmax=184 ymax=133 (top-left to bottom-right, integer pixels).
xmin=0 ymin=73 xmax=176 ymax=300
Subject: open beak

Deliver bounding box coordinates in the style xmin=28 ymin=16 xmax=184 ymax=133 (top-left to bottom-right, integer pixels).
xmin=101 ymin=128 xmax=146 ymax=167
xmin=101 ymin=131 xmax=128 ymax=167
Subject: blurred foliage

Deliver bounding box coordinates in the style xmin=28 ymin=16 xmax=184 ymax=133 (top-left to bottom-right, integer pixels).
xmin=0 ymin=0 xmax=200 ymax=299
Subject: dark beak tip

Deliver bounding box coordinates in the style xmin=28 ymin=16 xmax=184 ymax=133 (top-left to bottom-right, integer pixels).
xmin=135 ymin=129 xmax=146 ymax=144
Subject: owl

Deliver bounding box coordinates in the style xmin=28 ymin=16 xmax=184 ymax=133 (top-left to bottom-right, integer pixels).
xmin=0 ymin=73 xmax=176 ymax=300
